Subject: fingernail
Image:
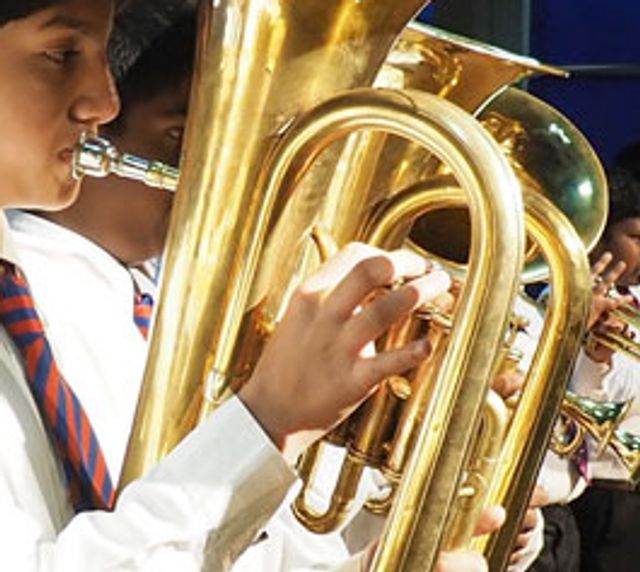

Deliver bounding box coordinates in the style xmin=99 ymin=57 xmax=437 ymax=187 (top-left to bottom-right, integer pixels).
xmin=411 ymin=338 xmax=431 ymax=356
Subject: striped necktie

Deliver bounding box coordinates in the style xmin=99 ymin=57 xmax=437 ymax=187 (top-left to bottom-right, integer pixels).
xmin=133 ymin=292 xmax=153 ymax=339
xmin=0 ymin=263 xmax=115 ymax=512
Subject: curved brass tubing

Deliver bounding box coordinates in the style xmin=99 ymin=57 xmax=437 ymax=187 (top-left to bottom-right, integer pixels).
xmin=362 ymin=182 xmax=590 ymax=567
xmin=267 ymin=87 xmax=525 ymax=571
xmin=551 ymin=391 xmax=631 ymax=457
xmin=119 ymin=0 xmax=436 ymax=486
xmin=611 ymin=429 xmax=640 ymax=484
xmin=477 ymin=190 xmax=590 ymax=571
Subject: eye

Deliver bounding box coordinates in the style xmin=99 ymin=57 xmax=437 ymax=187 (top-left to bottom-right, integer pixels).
xmin=166 ymin=126 xmax=184 ymax=144
xmin=44 ymin=47 xmax=80 ymax=65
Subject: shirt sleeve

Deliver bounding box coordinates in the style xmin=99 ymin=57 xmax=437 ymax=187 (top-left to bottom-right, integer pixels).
xmin=0 ymin=394 xmax=296 ymax=571
xmin=569 ymin=349 xmax=612 ymax=397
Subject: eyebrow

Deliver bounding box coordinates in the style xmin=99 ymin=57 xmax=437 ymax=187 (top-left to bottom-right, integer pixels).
xmin=166 ymin=105 xmax=188 ymax=117
xmin=39 ymin=15 xmax=94 ymax=36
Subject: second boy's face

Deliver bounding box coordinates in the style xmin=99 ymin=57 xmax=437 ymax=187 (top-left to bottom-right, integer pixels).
xmin=73 ymin=77 xmax=190 ymax=264
xmin=0 ymin=0 xmax=119 ymax=210
xmin=603 ymin=217 xmax=640 ymax=287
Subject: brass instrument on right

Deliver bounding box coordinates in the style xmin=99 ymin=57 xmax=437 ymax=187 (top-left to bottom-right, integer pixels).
xmin=586 ymin=288 xmax=640 ymax=361
xmin=551 ymin=391 xmax=640 ymax=485
xmin=552 ymin=391 xmax=631 ymax=458
xmin=291 ymin=22 xmax=603 ymax=570
xmin=611 ymin=428 xmax=640 ymax=483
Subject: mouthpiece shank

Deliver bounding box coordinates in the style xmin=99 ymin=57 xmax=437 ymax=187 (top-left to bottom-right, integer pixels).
xmin=72 ymin=135 xmax=179 ymax=192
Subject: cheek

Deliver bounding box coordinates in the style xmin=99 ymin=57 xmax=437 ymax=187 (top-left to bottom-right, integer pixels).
xmin=610 ymin=240 xmax=640 ymax=281
xmin=0 ymin=79 xmax=67 ymax=202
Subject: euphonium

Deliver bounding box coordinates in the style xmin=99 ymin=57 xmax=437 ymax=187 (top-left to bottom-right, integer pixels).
xmin=107 ymin=2 xmax=528 ymax=571
xmin=290 ymin=21 xmax=602 ymax=570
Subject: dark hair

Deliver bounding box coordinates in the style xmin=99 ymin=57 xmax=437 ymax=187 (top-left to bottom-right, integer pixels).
xmin=0 ymin=0 xmax=64 ymax=26
xmin=1 ymin=0 xmax=132 ymax=27
xmin=605 ymin=166 xmax=640 ymax=233
xmin=613 ymin=141 xmax=640 ymax=182
xmin=107 ymin=10 xmax=196 ymax=132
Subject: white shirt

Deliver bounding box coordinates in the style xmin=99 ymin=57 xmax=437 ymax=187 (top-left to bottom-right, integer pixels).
xmin=570 ymin=347 xmax=640 ymax=481
xmin=7 ymin=212 xmax=540 ymax=571
xmin=1 ymin=210 xmax=295 ymax=570
xmin=8 ymin=211 xmax=372 ymax=572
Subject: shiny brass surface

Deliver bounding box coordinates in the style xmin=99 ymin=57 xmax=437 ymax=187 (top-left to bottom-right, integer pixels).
xmin=409 ymin=88 xmax=608 ymax=283
xmin=73 ymin=134 xmax=179 ymax=191
xmin=477 ymin=190 xmax=591 ymax=571
xmin=552 ymin=391 xmax=631 ymax=457
xmin=381 ymin=21 xmax=566 ymax=112
xmin=588 ymin=293 xmax=640 ymax=360
xmin=119 ymin=0 xmax=434 ymax=486
xmin=611 ymin=429 xmax=640 ymax=484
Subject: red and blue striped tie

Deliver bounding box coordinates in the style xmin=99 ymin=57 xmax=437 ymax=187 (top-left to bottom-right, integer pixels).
xmin=0 ymin=264 xmax=115 ymax=512
xmin=133 ymin=292 xmax=153 ymax=339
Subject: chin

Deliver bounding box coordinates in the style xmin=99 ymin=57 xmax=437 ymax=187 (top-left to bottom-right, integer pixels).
xmin=36 ymin=178 xmax=82 ymax=211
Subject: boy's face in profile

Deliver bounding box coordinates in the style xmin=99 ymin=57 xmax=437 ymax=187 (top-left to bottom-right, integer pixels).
xmin=603 ymin=217 xmax=640 ymax=286
xmin=0 ymin=0 xmax=119 ymax=210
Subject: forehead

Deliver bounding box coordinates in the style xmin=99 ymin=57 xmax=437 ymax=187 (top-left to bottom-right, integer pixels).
xmin=127 ymin=77 xmax=190 ymax=123
xmin=20 ymin=0 xmax=113 ymax=40
xmin=611 ymin=217 xmax=640 ymax=235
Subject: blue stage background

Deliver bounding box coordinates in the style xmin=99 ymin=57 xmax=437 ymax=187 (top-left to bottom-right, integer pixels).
xmin=419 ymin=1 xmax=640 ymax=166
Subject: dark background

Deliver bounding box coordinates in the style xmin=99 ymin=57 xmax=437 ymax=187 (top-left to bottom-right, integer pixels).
xmin=420 ymin=0 xmax=640 ymax=166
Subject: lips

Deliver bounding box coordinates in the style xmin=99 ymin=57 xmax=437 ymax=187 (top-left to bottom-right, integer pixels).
xmin=59 ymin=144 xmax=77 ymax=162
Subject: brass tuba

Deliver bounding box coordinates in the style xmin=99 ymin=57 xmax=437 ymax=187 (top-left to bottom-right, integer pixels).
xmin=106 ymin=1 xmax=532 ymax=571
xmin=71 ymin=5 xmax=602 ymax=569
xmin=290 ymin=21 xmax=600 ymax=570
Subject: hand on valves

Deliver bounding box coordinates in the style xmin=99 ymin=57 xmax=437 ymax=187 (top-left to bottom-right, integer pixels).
xmin=239 ymin=242 xmax=451 ymax=464
xmin=585 ymin=252 xmax=634 ymax=364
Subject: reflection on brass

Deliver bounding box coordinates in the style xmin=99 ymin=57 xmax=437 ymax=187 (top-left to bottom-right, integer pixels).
xmin=73 ymin=134 xmax=179 ymax=191
xmin=551 ymin=391 xmax=630 ymax=457
xmin=587 ymin=291 xmax=640 ymax=360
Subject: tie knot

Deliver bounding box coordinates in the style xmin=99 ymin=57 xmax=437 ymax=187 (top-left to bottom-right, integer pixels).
xmin=0 ymin=262 xmax=45 ymax=343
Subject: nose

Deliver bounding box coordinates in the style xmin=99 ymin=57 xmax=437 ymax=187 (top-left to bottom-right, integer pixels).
xmin=71 ymin=55 xmax=121 ymax=128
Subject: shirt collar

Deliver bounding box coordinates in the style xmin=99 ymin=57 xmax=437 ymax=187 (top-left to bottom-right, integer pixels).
xmin=0 ymin=210 xmax=22 ymax=267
